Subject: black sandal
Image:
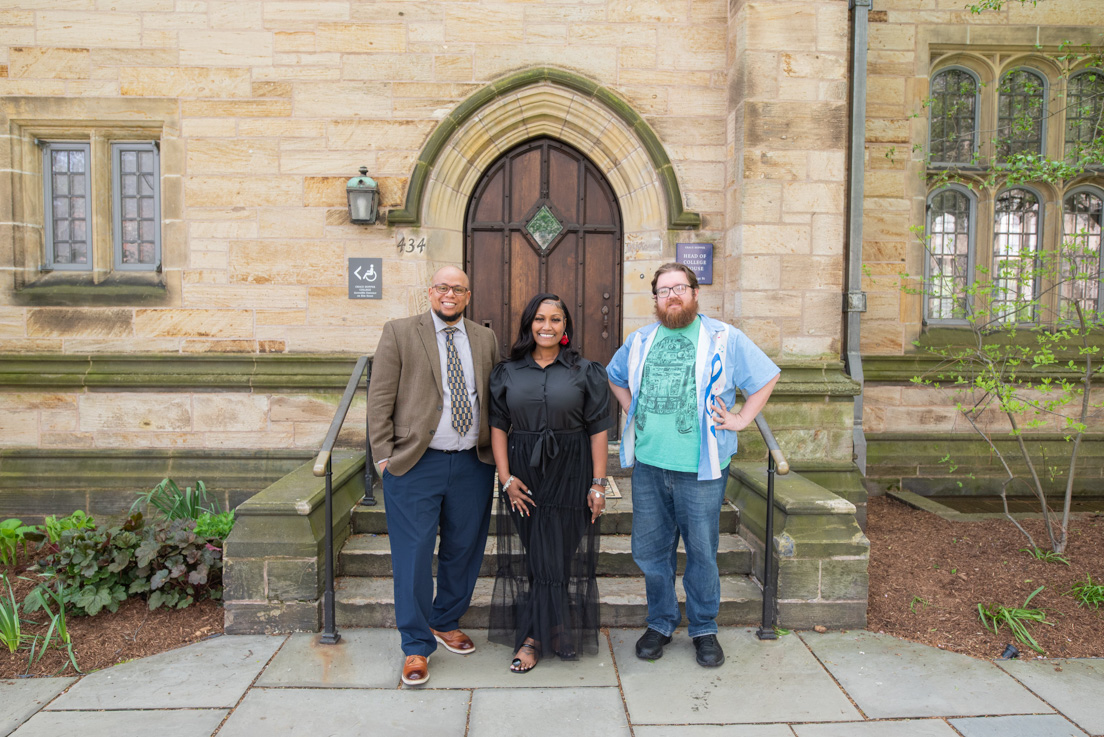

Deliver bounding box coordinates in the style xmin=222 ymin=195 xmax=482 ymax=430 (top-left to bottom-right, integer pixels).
xmin=510 ymin=639 xmax=541 ymax=673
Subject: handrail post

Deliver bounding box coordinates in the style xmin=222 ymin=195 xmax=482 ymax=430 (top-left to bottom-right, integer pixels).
xmin=319 ymin=454 xmax=341 ymax=645
xmin=756 ymin=451 xmax=778 ymax=641
xmin=361 ymin=360 xmax=376 ymax=506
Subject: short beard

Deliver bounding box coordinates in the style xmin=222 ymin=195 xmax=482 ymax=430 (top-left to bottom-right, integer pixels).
xmin=655 ymin=301 xmax=698 ymax=329
xmin=434 ymin=308 xmax=463 ymax=324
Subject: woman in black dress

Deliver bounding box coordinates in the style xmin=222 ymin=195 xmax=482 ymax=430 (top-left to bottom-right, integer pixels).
xmin=488 ymin=293 xmax=612 ymax=673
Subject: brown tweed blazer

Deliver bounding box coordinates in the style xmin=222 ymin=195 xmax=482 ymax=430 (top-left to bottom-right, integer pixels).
xmin=367 ymin=311 xmax=499 ymax=477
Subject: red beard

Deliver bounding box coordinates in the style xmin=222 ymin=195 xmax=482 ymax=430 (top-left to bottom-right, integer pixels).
xmin=655 ymin=298 xmax=698 ymax=329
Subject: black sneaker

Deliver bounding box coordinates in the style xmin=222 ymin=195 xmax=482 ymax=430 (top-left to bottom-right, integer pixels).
xmin=693 ymin=634 xmax=725 ymax=667
xmin=635 ymin=628 xmax=672 ymax=660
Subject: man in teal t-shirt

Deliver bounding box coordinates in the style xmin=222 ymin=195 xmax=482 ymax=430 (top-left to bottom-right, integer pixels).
xmin=634 ymin=323 xmax=703 ymax=473
xmin=607 ymin=263 xmax=780 ymax=669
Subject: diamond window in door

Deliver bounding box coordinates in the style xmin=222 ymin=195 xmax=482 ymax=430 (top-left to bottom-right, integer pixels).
xmin=525 ymin=205 xmax=563 ymax=251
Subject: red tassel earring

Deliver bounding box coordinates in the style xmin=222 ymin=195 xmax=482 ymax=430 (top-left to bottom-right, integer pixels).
xmin=560 ymin=334 xmax=569 ymax=345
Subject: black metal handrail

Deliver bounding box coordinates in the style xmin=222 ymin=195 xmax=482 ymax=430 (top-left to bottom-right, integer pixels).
xmin=312 ymin=355 xmax=373 ymax=645
xmin=741 ymin=389 xmax=789 ymax=641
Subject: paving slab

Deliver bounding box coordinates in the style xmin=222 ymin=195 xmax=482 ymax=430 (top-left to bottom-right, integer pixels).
xmin=792 ymin=720 xmax=961 ymax=737
xmin=997 ymin=658 xmax=1104 ymax=735
xmin=612 ymin=627 xmax=860 ymax=725
xmin=468 ymin=687 xmax=630 ymax=737
xmin=46 ymin=635 xmax=284 ymax=710
xmin=949 ymin=714 xmax=1089 ymax=737
xmin=10 ymin=709 xmax=227 ymax=737
xmin=422 ymin=629 xmax=618 ymax=688
xmin=216 ymin=687 xmax=470 ymax=737
xmin=256 ymin=629 xmax=403 ymax=688
xmin=634 ymin=726 xmax=796 ymax=737
xmin=800 ymin=630 xmax=1053 ymax=719
xmin=0 ymin=679 xmax=75 ymax=737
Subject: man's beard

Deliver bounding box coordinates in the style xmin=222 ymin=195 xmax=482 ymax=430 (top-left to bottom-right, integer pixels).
xmin=434 ymin=308 xmax=462 ymax=324
xmin=655 ymin=299 xmax=698 ymax=329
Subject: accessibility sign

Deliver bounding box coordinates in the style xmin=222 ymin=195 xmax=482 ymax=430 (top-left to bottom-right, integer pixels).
xmin=348 ymin=258 xmax=382 ymax=299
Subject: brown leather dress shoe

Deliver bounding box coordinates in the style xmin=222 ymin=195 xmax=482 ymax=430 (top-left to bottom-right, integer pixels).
xmin=430 ymin=628 xmax=476 ymax=654
xmin=401 ymin=655 xmax=429 ymax=686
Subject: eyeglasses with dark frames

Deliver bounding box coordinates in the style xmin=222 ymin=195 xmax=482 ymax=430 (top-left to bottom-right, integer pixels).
xmin=432 ymin=284 xmax=470 ymax=296
xmin=655 ymin=284 xmax=692 ymax=299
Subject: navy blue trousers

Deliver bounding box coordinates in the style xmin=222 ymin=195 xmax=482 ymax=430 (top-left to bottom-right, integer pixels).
xmin=383 ymin=448 xmax=494 ymax=657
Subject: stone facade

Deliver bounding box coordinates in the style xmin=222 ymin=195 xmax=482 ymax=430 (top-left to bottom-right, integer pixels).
xmin=0 ymin=0 xmax=857 ymax=474
xmin=855 ymin=2 xmax=1104 ymax=493
xmin=2 ymin=0 xmax=1097 ymax=501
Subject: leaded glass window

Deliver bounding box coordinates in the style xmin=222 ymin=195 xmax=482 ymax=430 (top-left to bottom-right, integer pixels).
xmin=929 ymin=68 xmax=979 ymax=165
xmin=925 ymin=187 xmax=974 ymax=321
xmin=1065 ymin=69 xmax=1104 ymax=165
xmin=112 ymin=142 xmax=160 ymax=270
xmin=43 ymin=142 xmax=92 ymax=271
xmin=1060 ymin=188 xmax=1104 ymax=321
xmin=997 ymin=68 xmax=1047 ymax=161
xmin=992 ymin=188 xmax=1042 ymax=323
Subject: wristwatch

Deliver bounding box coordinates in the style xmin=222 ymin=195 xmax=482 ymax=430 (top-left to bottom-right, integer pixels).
xmin=591 ymin=477 xmax=609 ymax=488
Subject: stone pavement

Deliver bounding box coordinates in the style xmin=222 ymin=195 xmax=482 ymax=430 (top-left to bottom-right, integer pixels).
xmin=3 ymin=628 xmax=1102 ymax=737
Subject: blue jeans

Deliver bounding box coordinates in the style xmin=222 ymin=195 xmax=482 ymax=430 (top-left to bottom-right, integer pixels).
xmin=631 ymin=461 xmax=730 ymax=639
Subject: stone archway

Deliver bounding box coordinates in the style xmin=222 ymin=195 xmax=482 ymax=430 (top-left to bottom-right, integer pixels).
xmin=390 ymin=68 xmax=698 ymax=274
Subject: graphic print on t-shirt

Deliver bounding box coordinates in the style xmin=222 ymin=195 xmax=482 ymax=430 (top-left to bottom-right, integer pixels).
xmin=636 ymin=334 xmax=696 ymax=435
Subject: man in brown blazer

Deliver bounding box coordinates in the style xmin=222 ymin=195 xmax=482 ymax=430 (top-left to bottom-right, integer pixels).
xmin=368 ymin=265 xmax=499 ymax=686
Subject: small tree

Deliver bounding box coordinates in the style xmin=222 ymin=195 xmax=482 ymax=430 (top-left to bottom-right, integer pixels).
xmin=896 ymin=28 xmax=1104 ymax=554
xmin=907 ymin=241 xmax=1102 ymax=554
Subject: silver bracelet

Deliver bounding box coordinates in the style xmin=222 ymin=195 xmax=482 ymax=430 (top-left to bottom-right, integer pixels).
xmin=589 ymin=488 xmax=605 ymax=498
xmin=501 ymin=475 xmax=516 ymax=491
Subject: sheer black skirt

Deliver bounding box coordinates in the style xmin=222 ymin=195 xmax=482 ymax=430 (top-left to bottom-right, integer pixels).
xmin=488 ymin=429 xmax=601 ymax=659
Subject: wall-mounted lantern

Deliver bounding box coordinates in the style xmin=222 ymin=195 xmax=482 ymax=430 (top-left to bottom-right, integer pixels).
xmin=347 ymin=167 xmax=379 ymax=225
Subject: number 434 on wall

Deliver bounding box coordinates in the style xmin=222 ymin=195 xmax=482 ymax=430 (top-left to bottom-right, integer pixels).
xmin=396 ymin=235 xmax=426 ymax=253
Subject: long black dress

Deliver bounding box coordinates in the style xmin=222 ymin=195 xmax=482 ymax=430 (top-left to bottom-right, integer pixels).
xmin=487 ymin=351 xmax=613 ymax=659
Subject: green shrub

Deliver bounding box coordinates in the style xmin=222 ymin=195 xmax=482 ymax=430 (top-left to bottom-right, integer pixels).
xmin=1 ymin=518 xmax=41 ymax=566
xmin=44 ymin=510 xmax=95 ymax=544
xmin=33 ymin=513 xmax=223 ymax=615
xmin=36 ymin=515 xmax=143 ymax=616
xmin=195 ymin=511 xmax=235 ymax=541
xmin=0 ymin=574 xmax=24 ymax=654
xmin=131 ymin=478 xmax=221 ymax=520
xmin=132 ymin=518 xmax=223 ymax=609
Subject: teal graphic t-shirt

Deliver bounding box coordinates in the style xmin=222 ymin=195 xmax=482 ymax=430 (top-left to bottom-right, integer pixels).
xmin=634 ymin=323 xmax=700 ymax=472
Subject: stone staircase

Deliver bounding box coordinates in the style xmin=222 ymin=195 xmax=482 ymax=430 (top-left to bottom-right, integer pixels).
xmin=334 ymin=473 xmax=765 ymax=628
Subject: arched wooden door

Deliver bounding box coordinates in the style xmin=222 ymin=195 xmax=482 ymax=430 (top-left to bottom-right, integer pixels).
xmin=465 ymin=137 xmax=623 ymax=381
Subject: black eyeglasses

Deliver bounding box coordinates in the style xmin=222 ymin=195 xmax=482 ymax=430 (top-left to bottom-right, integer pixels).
xmin=432 ymin=284 xmax=469 ymax=296
xmin=655 ymin=284 xmax=692 ymax=299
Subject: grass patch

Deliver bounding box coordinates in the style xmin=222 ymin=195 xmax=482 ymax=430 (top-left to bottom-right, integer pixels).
xmin=1020 ymin=547 xmax=1071 ymax=566
xmin=977 ymin=585 xmax=1053 ymax=655
xmin=1065 ymin=575 xmax=1104 ymax=610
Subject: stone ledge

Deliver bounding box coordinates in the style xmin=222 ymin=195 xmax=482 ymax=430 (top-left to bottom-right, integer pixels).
xmin=728 ymin=461 xmax=870 ymax=629
xmin=0 ymin=448 xmax=313 ymax=522
xmin=0 ymin=354 xmax=857 ymax=394
xmin=222 ymin=453 xmax=364 ymax=634
xmin=0 ymin=353 xmax=362 ymax=390
xmin=863 ymin=352 xmax=1104 ymax=384
xmin=866 ymin=433 xmax=1104 ymax=496
xmin=11 ymin=281 xmax=171 ymax=307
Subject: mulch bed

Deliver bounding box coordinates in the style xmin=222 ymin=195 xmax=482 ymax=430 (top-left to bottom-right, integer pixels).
xmin=1 ymin=558 xmax=222 ymax=679
xmin=866 ymin=495 xmax=1104 ymax=659
xmin=5 ymin=495 xmax=1102 ymax=677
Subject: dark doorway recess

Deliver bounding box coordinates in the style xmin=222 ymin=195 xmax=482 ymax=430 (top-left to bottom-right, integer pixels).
xmin=465 ymin=136 xmax=623 ymax=363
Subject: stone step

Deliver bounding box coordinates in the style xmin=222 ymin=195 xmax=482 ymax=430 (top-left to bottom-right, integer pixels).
xmin=352 ymin=475 xmax=742 ymax=536
xmin=335 ymin=574 xmax=763 ymax=628
xmin=339 ymin=532 xmax=754 ymax=578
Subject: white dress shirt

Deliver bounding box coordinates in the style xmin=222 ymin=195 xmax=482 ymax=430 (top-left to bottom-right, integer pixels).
xmin=429 ymin=312 xmax=481 ymax=451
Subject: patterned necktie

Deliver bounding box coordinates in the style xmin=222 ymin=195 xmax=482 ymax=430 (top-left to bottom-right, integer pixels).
xmin=443 ymin=326 xmax=472 ymax=435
